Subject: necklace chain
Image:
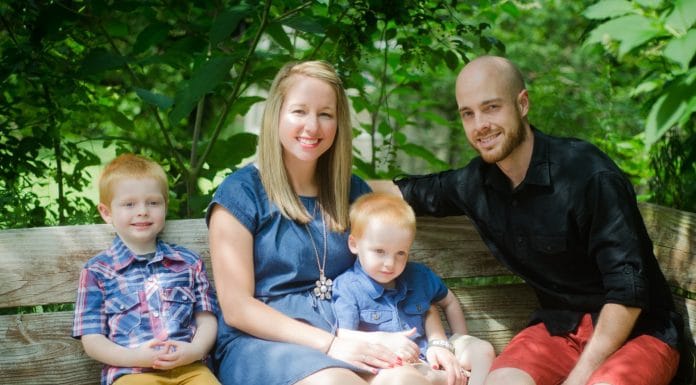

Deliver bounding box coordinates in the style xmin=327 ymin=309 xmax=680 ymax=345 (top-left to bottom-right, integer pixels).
xmin=305 ymin=204 xmax=332 ymax=300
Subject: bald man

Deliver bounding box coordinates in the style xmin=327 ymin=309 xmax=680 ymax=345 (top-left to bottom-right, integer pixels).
xmin=372 ymin=56 xmax=682 ymax=385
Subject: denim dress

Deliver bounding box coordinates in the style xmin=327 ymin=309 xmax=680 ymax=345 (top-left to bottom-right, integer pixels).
xmin=206 ymin=164 xmax=371 ymax=385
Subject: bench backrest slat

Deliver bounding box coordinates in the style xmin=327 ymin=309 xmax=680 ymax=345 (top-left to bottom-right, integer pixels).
xmin=0 ymin=202 xmax=693 ymax=385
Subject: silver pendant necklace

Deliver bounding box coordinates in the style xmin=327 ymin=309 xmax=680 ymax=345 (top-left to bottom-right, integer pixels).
xmin=305 ymin=206 xmax=332 ymax=300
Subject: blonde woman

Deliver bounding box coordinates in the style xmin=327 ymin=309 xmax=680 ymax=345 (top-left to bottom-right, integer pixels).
xmin=207 ymin=61 xmax=432 ymax=385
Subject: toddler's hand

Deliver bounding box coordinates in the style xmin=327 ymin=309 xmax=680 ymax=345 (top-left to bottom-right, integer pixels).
xmin=426 ymin=345 xmax=468 ymax=385
xmin=132 ymin=339 xmax=167 ymax=368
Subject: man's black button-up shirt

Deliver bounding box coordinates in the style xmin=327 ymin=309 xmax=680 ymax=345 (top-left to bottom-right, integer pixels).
xmin=396 ymin=128 xmax=681 ymax=347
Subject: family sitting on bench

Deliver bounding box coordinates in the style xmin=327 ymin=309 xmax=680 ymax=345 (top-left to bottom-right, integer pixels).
xmin=72 ymin=57 xmax=683 ymax=385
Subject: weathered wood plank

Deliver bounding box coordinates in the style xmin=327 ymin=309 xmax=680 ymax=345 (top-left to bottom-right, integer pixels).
xmin=0 ymin=219 xmax=209 ymax=308
xmin=451 ymin=284 xmax=538 ymax=353
xmin=1 ymin=203 xmax=692 ymax=308
xmin=0 ymin=311 xmax=101 ymax=385
xmin=411 ymin=216 xmax=509 ymax=279
xmin=0 ymin=202 xmax=693 ymax=385
xmin=640 ymin=203 xmax=696 ymax=294
xmin=0 ymin=216 xmax=499 ymax=307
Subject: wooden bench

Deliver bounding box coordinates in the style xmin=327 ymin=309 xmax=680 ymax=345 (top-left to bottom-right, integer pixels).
xmin=1 ymin=202 xmax=694 ymax=384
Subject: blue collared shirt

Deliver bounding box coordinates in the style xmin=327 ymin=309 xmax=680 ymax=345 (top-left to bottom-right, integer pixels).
xmin=332 ymin=260 xmax=448 ymax=356
xmin=72 ymin=235 xmax=218 ymax=385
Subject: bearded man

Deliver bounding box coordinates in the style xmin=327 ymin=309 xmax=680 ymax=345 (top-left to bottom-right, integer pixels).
xmin=371 ymin=56 xmax=682 ymax=385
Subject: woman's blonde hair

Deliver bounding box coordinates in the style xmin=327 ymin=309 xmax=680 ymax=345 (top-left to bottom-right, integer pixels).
xmin=258 ymin=60 xmax=353 ymax=231
xmin=349 ymin=192 xmax=416 ymax=239
xmin=99 ymin=153 xmax=168 ymax=206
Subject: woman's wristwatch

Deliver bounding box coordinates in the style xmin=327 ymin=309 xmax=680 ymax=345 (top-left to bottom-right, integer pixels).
xmin=427 ymin=339 xmax=455 ymax=353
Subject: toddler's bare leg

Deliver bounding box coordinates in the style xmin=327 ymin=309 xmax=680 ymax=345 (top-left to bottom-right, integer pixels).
xmin=411 ymin=361 xmax=448 ymax=385
xmin=450 ymin=334 xmax=495 ymax=385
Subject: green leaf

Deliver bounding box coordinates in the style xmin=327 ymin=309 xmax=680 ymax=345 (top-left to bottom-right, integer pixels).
xmin=230 ymin=96 xmax=265 ymax=117
xmin=104 ymin=20 xmax=129 ymax=38
xmin=78 ymin=48 xmax=126 ymax=76
xmin=399 ymin=143 xmax=450 ymax=170
xmin=665 ymin=0 xmax=696 ymax=35
xmin=634 ymin=0 xmax=662 ymax=8
xmin=169 ymin=56 xmax=237 ymax=124
xmin=630 ymin=79 xmax=660 ymax=97
xmin=107 ymin=109 xmax=134 ymax=131
xmin=281 ymin=15 xmax=325 ymax=35
xmin=500 ymin=2 xmax=520 ymax=18
xmin=585 ymin=15 xmax=663 ymax=57
xmin=266 ymin=22 xmax=294 ymax=53
xmin=206 ymin=132 xmax=258 ymax=172
xmin=583 ymin=0 xmax=634 ymax=20
xmin=210 ymin=6 xmax=250 ymax=46
xmin=645 ymin=71 xmax=696 ymax=145
xmin=444 ymin=50 xmax=459 ymax=70
xmin=663 ymin=30 xmax=696 ymax=71
xmin=352 ymin=157 xmax=378 ymax=179
xmin=678 ymin=95 xmax=696 ymax=127
xmin=135 ymin=87 xmax=174 ymax=110
xmin=132 ymin=22 xmax=170 ymax=55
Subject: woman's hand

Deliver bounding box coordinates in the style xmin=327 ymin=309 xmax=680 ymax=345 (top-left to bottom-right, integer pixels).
xmin=426 ymin=346 xmax=468 ymax=385
xmin=327 ymin=335 xmax=400 ymax=373
xmin=372 ymin=327 xmax=420 ymax=363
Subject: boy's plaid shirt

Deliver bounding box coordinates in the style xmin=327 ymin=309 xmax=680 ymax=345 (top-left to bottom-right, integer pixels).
xmin=72 ymin=235 xmax=217 ymax=385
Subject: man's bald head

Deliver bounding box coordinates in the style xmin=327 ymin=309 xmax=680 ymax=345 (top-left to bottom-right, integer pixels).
xmin=456 ymin=56 xmax=526 ymax=100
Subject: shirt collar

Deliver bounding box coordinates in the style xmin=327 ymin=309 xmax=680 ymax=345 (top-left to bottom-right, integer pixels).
xmin=110 ymin=235 xmax=185 ymax=271
xmin=483 ymin=126 xmax=551 ymax=191
xmin=352 ymin=260 xmax=408 ymax=300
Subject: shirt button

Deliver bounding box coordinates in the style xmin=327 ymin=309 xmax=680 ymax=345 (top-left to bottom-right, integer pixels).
xmin=181 ymin=296 xmax=188 ymax=301
xmin=119 ymin=305 xmax=126 ymax=310
xmin=153 ymin=311 xmax=160 ymax=318
xmin=372 ymin=313 xmax=380 ymax=320
xmin=148 ymin=277 xmax=154 ymax=282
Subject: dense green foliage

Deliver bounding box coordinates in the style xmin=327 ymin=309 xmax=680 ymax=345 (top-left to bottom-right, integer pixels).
xmin=1 ymin=0 xmax=694 ymax=230
xmin=1 ymin=0 xmax=493 ymax=227
xmin=582 ymin=0 xmax=696 ymax=213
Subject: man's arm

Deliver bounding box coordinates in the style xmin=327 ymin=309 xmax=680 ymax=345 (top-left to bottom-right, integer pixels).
xmin=367 ymin=180 xmax=402 ymax=196
xmin=562 ymin=303 xmax=641 ymax=385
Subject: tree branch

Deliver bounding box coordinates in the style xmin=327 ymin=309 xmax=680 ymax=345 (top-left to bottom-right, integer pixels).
xmin=95 ymin=22 xmax=187 ymax=173
xmin=191 ymin=0 xmax=273 ymax=176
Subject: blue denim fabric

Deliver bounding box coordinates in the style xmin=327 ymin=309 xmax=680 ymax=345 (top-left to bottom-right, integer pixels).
xmin=333 ymin=260 xmax=449 ymax=357
xmin=207 ymin=163 xmax=372 ymax=385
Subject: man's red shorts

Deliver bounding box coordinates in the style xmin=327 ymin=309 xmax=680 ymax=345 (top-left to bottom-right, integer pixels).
xmin=490 ymin=313 xmax=679 ymax=385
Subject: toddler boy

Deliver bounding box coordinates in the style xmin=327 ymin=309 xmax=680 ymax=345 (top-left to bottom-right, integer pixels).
xmin=72 ymin=153 xmax=219 ymax=385
xmin=333 ymin=192 xmax=494 ymax=385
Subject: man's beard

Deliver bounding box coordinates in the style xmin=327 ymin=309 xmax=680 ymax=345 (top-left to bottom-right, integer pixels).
xmin=476 ymin=118 xmax=527 ymax=164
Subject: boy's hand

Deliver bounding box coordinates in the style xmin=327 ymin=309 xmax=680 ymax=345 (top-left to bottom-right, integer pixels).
xmin=426 ymin=345 xmax=468 ymax=385
xmin=151 ymin=340 xmax=203 ymax=370
xmin=132 ymin=339 xmax=168 ymax=368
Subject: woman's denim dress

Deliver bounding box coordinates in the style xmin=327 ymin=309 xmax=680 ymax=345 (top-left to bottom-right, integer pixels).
xmin=207 ymin=164 xmax=371 ymax=385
